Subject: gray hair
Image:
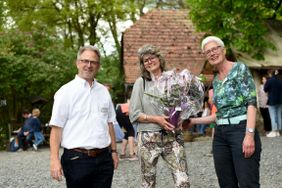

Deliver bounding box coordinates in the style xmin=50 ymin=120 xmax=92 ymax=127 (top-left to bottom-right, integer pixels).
xmin=77 ymin=45 xmax=101 ymax=62
xmin=137 ymin=44 xmax=166 ymax=81
xmin=201 ymin=36 xmax=225 ymax=51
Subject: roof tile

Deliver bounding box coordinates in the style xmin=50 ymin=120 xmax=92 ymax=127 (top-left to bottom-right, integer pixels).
xmin=123 ymin=9 xmax=206 ymax=84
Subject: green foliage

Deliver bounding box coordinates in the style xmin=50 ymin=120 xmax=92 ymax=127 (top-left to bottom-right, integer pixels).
xmin=4 ymin=0 xmax=138 ymax=52
xmin=0 ymin=29 xmax=77 ymax=102
xmin=0 ymin=104 xmax=9 ymax=150
xmin=96 ymin=53 xmax=124 ymax=104
xmin=0 ymin=1 xmax=5 ymax=31
xmin=0 ymin=29 xmax=77 ymax=148
xmin=261 ymin=0 xmax=282 ymax=20
xmin=187 ymin=0 xmax=281 ymax=59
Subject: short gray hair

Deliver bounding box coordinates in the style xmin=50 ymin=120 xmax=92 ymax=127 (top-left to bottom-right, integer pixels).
xmin=201 ymin=36 xmax=225 ymax=51
xmin=77 ymin=45 xmax=101 ymax=62
xmin=137 ymin=44 xmax=166 ymax=80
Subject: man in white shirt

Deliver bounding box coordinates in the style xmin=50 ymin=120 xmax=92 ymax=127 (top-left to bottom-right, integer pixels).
xmin=49 ymin=45 xmax=118 ymax=188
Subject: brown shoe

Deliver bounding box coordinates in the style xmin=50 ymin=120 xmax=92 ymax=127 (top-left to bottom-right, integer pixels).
xmin=119 ymin=154 xmax=128 ymax=161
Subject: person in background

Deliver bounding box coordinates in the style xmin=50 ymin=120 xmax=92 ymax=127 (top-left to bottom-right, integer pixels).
xmin=30 ymin=108 xmax=45 ymax=151
xmin=129 ymin=44 xmax=191 ymax=187
xmin=197 ymin=100 xmax=210 ymax=136
xmin=104 ymin=84 xmax=125 ymax=143
xmin=49 ymin=45 xmax=118 ymax=188
xmin=258 ymin=76 xmax=272 ymax=136
xmin=264 ymin=69 xmax=282 ymax=137
xmin=208 ymin=88 xmax=216 ymax=133
xmin=113 ymin=120 xmax=124 ymax=142
xmin=116 ymin=100 xmax=138 ymax=161
xmin=14 ymin=109 xmax=33 ymax=150
xmin=186 ymin=36 xmax=261 ymax=188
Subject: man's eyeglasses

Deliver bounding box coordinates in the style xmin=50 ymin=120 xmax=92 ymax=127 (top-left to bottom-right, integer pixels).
xmin=79 ymin=59 xmax=99 ymax=65
xmin=143 ymin=55 xmax=157 ymax=64
xmin=204 ymin=46 xmax=222 ymax=56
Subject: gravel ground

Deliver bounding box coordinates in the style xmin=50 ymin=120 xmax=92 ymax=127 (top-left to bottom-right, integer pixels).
xmin=0 ymin=136 xmax=281 ymax=188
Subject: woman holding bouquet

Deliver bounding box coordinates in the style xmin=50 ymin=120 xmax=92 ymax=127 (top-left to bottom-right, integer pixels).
xmin=129 ymin=44 xmax=191 ymax=188
xmin=187 ymin=36 xmax=261 ymax=188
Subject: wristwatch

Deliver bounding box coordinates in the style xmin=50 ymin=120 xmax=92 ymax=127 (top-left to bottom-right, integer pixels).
xmin=111 ymin=149 xmax=118 ymax=153
xmin=246 ymin=127 xmax=255 ymax=133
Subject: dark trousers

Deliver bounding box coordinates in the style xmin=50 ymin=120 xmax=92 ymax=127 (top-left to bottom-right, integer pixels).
xmin=116 ymin=106 xmax=135 ymax=139
xmin=17 ymin=131 xmax=33 ymax=150
xmin=213 ymin=121 xmax=261 ymax=188
xmin=61 ymin=149 xmax=114 ymax=188
xmin=259 ymin=107 xmax=272 ymax=132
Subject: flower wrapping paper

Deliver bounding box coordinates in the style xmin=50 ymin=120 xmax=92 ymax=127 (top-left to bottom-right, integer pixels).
xmin=145 ymin=69 xmax=205 ymax=128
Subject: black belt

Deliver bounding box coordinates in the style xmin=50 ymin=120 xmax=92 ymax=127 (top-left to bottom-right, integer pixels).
xmin=69 ymin=147 xmax=109 ymax=157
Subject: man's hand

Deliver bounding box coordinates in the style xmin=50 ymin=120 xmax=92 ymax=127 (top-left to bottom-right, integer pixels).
xmin=112 ymin=152 xmax=119 ymax=169
xmin=50 ymin=158 xmax=64 ymax=181
xmin=49 ymin=126 xmax=63 ymax=181
xmin=23 ymin=131 xmax=29 ymax=136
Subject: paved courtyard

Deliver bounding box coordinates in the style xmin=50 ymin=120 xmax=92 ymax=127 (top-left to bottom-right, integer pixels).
xmin=0 ymin=136 xmax=281 ymax=188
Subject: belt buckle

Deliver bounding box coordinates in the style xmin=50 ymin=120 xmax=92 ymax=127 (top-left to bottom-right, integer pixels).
xmin=87 ymin=150 xmax=97 ymax=157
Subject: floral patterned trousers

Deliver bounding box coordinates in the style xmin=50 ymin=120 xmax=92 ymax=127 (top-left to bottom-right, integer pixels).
xmin=137 ymin=131 xmax=190 ymax=188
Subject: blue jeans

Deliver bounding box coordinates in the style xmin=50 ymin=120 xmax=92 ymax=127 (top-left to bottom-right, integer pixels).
xmin=197 ymin=124 xmax=208 ymax=135
xmin=61 ymin=148 xmax=114 ymax=188
xmin=213 ymin=121 xmax=261 ymax=188
xmin=33 ymin=131 xmax=45 ymax=146
xmin=113 ymin=122 xmax=124 ymax=142
xmin=268 ymin=104 xmax=282 ymax=131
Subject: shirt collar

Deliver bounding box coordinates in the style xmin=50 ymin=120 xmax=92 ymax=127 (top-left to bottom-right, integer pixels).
xmin=151 ymin=71 xmax=167 ymax=82
xmin=74 ymin=75 xmax=95 ymax=88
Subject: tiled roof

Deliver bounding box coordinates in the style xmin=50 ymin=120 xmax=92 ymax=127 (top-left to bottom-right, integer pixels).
xmin=122 ymin=9 xmax=206 ymax=84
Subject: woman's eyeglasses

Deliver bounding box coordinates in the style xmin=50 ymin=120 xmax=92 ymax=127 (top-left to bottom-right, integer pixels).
xmin=204 ymin=46 xmax=222 ymax=56
xmin=143 ymin=55 xmax=157 ymax=64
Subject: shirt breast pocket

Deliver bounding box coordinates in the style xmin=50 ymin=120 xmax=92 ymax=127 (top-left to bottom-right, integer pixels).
xmin=98 ymin=103 xmax=109 ymax=117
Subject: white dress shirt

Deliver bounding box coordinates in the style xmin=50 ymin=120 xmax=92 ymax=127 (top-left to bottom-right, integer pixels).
xmin=49 ymin=75 xmax=116 ymax=149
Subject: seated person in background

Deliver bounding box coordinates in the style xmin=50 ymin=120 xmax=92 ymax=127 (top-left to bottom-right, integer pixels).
xmin=15 ymin=110 xmax=33 ymax=150
xmin=30 ymin=108 xmax=45 ymax=151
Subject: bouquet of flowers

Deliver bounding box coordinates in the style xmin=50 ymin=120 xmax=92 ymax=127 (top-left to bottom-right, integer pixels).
xmin=145 ymin=69 xmax=204 ymax=129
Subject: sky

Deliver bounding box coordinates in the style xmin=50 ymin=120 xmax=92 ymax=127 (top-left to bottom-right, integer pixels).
xmin=99 ymin=20 xmax=134 ymax=56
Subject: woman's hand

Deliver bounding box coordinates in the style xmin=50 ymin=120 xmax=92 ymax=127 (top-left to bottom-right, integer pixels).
xmin=242 ymin=133 xmax=255 ymax=158
xmin=155 ymin=115 xmax=175 ymax=131
xmin=181 ymin=115 xmax=215 ymax=130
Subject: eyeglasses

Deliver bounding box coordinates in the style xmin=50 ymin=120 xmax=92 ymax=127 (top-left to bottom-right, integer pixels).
xmin=143 ymin=55 xmax=157 ymax=64
xmin=204 ymin=46 xmax=222 ymax=56
xmin=79 ymin=59 xmax=99 ymax=65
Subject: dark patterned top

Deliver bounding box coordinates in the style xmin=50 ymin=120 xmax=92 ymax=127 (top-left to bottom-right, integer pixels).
xmin=213 ymin=62 xmax=257 ymax=119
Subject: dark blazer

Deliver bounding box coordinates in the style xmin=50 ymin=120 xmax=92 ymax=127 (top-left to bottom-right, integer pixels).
xmin=264 ymin=75 xmax=282 ymax=105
